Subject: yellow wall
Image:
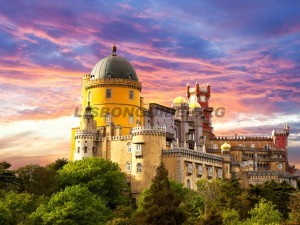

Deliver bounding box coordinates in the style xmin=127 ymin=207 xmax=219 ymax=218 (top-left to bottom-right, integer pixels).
xmin=81 ymin=78 xmax=143 ymax=135
xmin=70 ymin=127 xmax=79 ymax=160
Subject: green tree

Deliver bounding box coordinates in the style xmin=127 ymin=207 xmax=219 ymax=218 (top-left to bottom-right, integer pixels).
xmin=0 ymin=162 xmax=20 ymax=191
xmin=221 ymin=208 xmax=240 ymax=225
xmin=29 ymin=185 xmax=113 ymax=225
xmin=16 ymin=164 xmax=58 ymax=196
xmin=46 ymin=158 xmax=68 ymax=172
xmin=0 ymin=202 xmax=11 ymax=225
xmin=248 ymin=180 xmax=295 ymax=219
xmin=58 ymin=157 xmax=129 ymax=209
xmin=135 ymin=163 xmax=186 ymax=225
xmin=288 ymin=191 xmax=300 ymax=224
xmin=242 ymin=199 xmax=282 ymax=225
xmin=0 ymin=191 xmax=46 ymax=225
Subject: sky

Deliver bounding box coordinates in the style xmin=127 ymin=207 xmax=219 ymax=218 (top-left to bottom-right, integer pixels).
xmin=0 ymin=0 xmax=299 ymax=169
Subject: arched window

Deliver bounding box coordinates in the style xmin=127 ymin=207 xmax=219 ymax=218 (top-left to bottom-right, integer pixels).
xmin=137 ymin=163 xmax=142 ymax=173
xmin=127 ymin=142 xmax=132 ymax=152
xmin=187 ymin=179 xmax=191 ymax=189
xmin=147 ymin=120 xmax=151 ymax=128
xmin=213 ymin=144 xmax=218 ymax=150
xmin=126 ymin=162 xmax=131 ymax=172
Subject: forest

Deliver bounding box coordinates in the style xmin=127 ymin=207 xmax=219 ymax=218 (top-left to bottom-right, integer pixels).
xmin=0 ymin=157 xmax=299 ymax=225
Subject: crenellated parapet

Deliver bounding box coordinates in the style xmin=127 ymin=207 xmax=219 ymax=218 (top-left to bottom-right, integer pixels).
xmin=111 ymin=135 xmax=132 ymax=140
xmin=84 ymin=78 xmax=142 ymax=91
xmin=213 ymin=136 xmax=272 ymax=141
xmin=131 ymin=126 xmax=166 ymax=136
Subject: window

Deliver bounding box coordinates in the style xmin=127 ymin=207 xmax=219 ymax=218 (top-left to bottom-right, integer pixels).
xmin=88 ymin=91 xmax=92 ymax=102
xmin=217 ymin=168 xmax=222 ymax=178
xmin=77 ymin=147 xmax=80 ymax=153
xmin=92 ymin=147 xmax=95 ymax=153
xmin=84 ymin=147 xmax=87 ymax=153
xmin=129 ymin=114 xmax=134 ymax=124
xmin=135 ymin=144 xmax=142 ymax=156
xmin=187 ymin=163 xmax=193 ymax=174
xmin=208 ymin=167 xmax=213 ymax=177
xmin=187 ymin=179 xmax=191 ymax=189
xmin=137 ymin=163 xmax=142 ymax=173
xmin=106 ymin=113 xmax=111 ymax=123
xmin=197 ymin=165 xmax=203 ymax=176
xmin=127 ymin=142 xmax=132 ymax=152
xmin=251 ymin=144 xmax=255 ymax=148
xmin=126 ymin=162 xmax=131 ymax=172
xmin=129 ymin=90 xmax=134 ymax=100
xmin=106 ymin=89 xmax=112 ymax=98
xmin=213 ymin=144 xmax=218 ymax=150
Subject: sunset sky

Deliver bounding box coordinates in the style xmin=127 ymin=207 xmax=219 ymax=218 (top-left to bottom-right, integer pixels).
xmin=0 ymin=0 xmax=299 ymax=169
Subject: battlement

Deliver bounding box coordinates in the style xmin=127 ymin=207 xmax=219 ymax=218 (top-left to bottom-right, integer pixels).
xmin=162 ymin=148 xmax=223 ymax=161
xmin=131 ymin=126 xmax=166 ymax=136
xmin=111 ymin=135 xmax=132 ymax=140
xmin=213 ymin=136 xmax=272 ymax=141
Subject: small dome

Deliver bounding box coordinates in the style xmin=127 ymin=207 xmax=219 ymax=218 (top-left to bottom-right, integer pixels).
xmin=172 ymin=96 xmax=187 ymax=104
xmin=189 ymin=101 xmax=201 ymax=109
xmin=90 ymin=45 xmax=138 ymax=81
xmin=221 ymin=142 xmax=231 ymax=151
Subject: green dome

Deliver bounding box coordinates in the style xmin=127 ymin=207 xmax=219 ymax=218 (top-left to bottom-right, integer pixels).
xmin=90 ymin=45 xmax=138 ymax=81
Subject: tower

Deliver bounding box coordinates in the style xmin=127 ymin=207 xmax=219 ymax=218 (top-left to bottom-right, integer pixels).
xmin=73 ymin=104 xmax=98 ymax=160
xmin=187 ymin=82 xmax=214 ymax=138
xmin=81 ymin=45 xmax=143 ymax=135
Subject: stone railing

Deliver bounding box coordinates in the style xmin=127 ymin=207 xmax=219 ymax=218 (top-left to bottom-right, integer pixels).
xmin=162 ymin=148 xmax=223 ymax=161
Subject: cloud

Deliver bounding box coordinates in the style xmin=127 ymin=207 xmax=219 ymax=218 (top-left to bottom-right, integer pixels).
xmin=0 ymin=0 xmax=299 ymax=168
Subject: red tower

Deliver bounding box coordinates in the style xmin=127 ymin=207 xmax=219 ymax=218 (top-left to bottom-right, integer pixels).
xmin=186 ymin=82 xmax=214 ymax=138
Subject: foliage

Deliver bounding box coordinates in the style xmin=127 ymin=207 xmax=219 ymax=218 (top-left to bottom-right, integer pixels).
xmin=221 ymin=208 xmax=240 ymax=225
xmin=0 ymin=161 xmax=20 ymax=191
xmin=248 ymin=180 xmax=295 ymax=219
xmin=16 ymin=164 xmax=58 ymax=196
xmin=135 ymin=163 xmax=186 ymax=225
xmin=46 ymin=158 xmax=68 ymax=171
xmin=288 ymin=191 xmax=300 ymax=224
xmin=242 ymin=199 xmax=282 ymax=225
xmin=58 ymin=157 xmax=129 ymax=209
xmin=107 ymin=205 xmax=136 ymax=225
xmin=29 ymin=185 xmax=113 ymax=225
xmin=0 ymin=202 xmax=11 ymax=225
xmin=0 ymin=191 xmax=46 ymax=225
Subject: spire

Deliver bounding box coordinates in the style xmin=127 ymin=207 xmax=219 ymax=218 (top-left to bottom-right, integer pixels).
xmin=112 ymin=44 xmax=117 ymax=56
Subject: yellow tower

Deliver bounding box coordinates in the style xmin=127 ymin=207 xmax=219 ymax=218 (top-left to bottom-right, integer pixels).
xmin=71 ymin=46 xmax=143 ymax=160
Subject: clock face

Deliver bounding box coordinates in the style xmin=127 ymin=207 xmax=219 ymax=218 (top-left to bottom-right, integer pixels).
xmin=200 ymin=95 xmax=206 ymax=102
xmin=278 ymin=163 xmax=283 ymax=170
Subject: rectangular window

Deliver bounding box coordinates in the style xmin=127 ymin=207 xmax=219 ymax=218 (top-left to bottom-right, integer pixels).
xmin=106 ymin=113 xmax=111 ymax=123
xmin=106 ymin=89 xmax=112 ymax=98
xmin=129 ymin=90 xmax=134 ymax=100
xmin=92 ymin=147 xmax=95 ymax=153
xmin=129 ymin=114 xmax=134 ymax=124
xmin=77 ymin=147 xmax=80 ymax=153
xmin=197 ymin=165 xmax=203 ymax=176
xmin=187 ymin=163 xmax=193 ymax=174
xmin=208 ymin=167 xmax=213 ymax=177
xmin=218 ymin=168 xmax=222 ymax=178
xmin=84 ymin=147 xmax=87 ymax=153
xmin=135 ymin=144 xmax=142 ymax=156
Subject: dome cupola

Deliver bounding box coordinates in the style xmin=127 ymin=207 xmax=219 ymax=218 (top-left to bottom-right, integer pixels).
xmin=90 ymin=45 xmax=138 ymax=81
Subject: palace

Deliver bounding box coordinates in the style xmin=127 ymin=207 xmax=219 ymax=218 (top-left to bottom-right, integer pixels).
xmin=70 ymin=46 xmax=298 ymax=197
